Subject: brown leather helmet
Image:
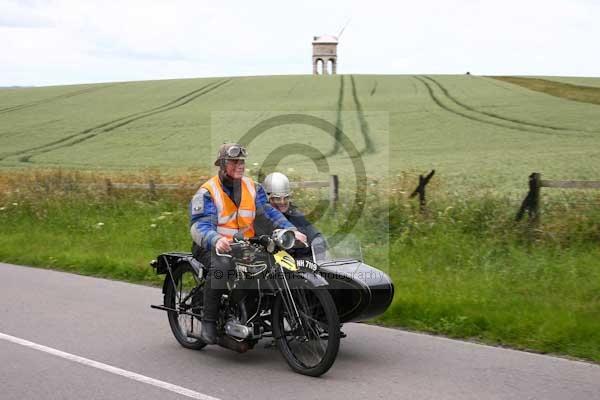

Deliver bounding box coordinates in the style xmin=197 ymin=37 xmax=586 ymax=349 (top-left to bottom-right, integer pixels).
xmin=213 ymin=143 xmax=248 ymax=166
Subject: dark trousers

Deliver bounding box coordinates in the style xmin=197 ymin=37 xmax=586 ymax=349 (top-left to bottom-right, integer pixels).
xmin=192 ymin=243 xmax=235 ymax=322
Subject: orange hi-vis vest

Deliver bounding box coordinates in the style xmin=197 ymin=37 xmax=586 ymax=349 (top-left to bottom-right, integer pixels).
xmin=201 ymin=176 xmax=257 ymax=239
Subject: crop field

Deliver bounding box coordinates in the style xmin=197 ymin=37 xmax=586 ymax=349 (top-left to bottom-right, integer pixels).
xmin=1 ymin=74 xmax=599 ymax=194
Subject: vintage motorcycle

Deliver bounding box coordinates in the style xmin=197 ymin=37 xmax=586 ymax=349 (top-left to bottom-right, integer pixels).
xmin=150 ymin=229 xmax=394 ymax=377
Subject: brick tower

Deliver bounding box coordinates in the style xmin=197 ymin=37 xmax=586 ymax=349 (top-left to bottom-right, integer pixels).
xmin=312 ymin=35 xmax=338 ymax=75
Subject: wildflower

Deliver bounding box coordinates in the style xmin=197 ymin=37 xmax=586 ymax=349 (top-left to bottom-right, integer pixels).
xmin=12 ymin=202 xmax=18 ymax=206
xmin=157 ymin=215 xmax=166 ymax=220
xmin=150 ymin=223 xmax=157 ymax=228
xmin=0 ymin=207 xmax=5 ymax=211
xmin=96 ymin=222 xmax=104 ymax=228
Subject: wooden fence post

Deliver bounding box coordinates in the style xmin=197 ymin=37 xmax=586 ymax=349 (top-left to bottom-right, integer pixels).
xmin=105 ymin=178 xmax=113 ymax=196
xmin=329 ymin=175 xmax=339 ymax=209
xmin=410 ymin=170 xmax=435 ymax=213
xmin=531 ymin=172 xmax=541 ymax=223
xmin=148 ymin=179 xmax=157 ymax=200
xmin=516 ymin=172 xmax=541 ymax=222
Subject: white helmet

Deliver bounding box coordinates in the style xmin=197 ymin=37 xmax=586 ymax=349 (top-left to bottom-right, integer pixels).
xmin=263 ymin=172 xmax=291 ymax=197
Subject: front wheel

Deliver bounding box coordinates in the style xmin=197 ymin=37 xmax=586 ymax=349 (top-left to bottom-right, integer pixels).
xmin=163 ymin=263 xmax=206 ymax=350
xmin=272 ymin=281 xmax=340 ymax=377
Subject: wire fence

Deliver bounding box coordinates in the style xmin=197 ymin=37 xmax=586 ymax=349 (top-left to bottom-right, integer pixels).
xmin=103 ymin=175 xmax=339 ymax=207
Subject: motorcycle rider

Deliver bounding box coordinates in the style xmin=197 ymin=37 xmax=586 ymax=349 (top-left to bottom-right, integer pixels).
xmin=189 ymin=144 xmax=307 ymax=345
xmin=256 ymin=172 xmax=327 ymax=261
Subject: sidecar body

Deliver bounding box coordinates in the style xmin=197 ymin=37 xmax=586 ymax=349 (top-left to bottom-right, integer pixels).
xmin=317 ymin=260 xmax=394 ymax=323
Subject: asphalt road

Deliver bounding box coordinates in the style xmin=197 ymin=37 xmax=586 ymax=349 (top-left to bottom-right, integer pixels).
xmin=1 ymin=262 xmax=599 ymax=400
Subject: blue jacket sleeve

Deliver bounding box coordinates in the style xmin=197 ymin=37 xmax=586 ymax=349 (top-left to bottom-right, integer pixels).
xmin=255 ymin=184 xmax=296 ymax=230
xmin=287 ymin=208 xmax=322 ymax=243
xmin=189 ymin=188 xmax=221 ymax=251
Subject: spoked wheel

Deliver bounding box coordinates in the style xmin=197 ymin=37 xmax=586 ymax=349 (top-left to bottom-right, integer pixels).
xmin=272 ymin=282 xmax=340 ymax=376
xmin=164 ymin=263 xmax=207 ymax=350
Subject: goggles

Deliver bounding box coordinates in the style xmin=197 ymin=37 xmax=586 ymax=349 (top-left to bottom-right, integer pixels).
xmin=225 ymin=145 xmax=247 ymax=158
xmin=269 ymin=194 xmax=291 ymax=203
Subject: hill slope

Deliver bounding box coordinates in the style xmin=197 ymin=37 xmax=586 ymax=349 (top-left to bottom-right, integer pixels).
xmin=1 ymin=74 xmax=599 ymax=192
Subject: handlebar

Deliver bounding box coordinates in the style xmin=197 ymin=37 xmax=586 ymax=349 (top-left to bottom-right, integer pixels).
xmin=214 ymin=230 xmax=300 ymax=258
xmin=215 ymin=248 xmax=232 ymax=258
xmin=215 ymin=241 xmax=246 ymax=258
xmin=295 ymin=239 xmax=309 ymax=248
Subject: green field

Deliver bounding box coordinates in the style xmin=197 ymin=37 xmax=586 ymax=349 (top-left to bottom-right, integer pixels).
xmin=1 ymin=75 xmax=600 ymax=193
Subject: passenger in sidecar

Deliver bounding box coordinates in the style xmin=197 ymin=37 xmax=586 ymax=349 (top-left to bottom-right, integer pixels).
xmin=254 ymin=172 xmax=326 ymax=261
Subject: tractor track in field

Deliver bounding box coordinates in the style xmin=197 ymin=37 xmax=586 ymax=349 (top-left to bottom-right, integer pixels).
xmin=286 ymin=78 xmax=302 ymax=98
xmin=0 ymin=84 xmax=121 ymax=115
xmin=349 ymin=75 xmax=375 ymax=154
xmin=89 ymin=79 xmax=230 ymax=134
xmin=327 ymin=75 xmax=345 ymax=156
xmin=410 ymin=79 xmax=419 ymax=95
xmin=414 ymin=76 xmax=593 ymax=138
xmin=0 ymin=79 xmax=231 ymax=163
xmin=328 ymin=75 xmax=376 ymax=156
xmin=370 ymin=81 xmax=378 ymax=96
xmin=424 ymin=76 xmax=600 ymax=134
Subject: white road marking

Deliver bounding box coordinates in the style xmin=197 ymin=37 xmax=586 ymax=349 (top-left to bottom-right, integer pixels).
xmin=0 ymin=332 xmax=221 ymax=400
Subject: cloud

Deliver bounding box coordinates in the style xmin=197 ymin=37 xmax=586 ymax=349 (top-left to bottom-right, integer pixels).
xmin=0 ymin=0 xmax=598 ymax=86
xmin=0 ymin=0 xmax=54 ymax=28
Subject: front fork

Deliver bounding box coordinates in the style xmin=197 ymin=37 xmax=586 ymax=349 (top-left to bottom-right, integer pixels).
xmin=275 ymin=266 xmax=308 ymax=335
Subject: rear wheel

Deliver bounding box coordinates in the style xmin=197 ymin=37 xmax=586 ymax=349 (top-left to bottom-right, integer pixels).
xmin=272 ymin=281 xmax=340 ymax=377
xmin=164 ymin=263 xmax=206 ymax=350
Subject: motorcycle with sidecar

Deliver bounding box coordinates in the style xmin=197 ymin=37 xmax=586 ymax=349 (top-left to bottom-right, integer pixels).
xmin=150 ymin=229 xmax=393 ymax=377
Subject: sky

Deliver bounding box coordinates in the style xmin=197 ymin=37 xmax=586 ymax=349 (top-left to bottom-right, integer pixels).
xmin=1 ymin=0 xmax=599 ymax=86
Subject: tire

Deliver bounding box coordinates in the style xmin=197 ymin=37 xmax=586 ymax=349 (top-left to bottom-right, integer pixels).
xmin=272 ymin=281 xmax=340 ymax=377
xmin=164 ymin=263 xmax=207 ymax=350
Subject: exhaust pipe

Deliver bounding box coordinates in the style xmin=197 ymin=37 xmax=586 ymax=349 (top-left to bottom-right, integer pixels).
xmin=187 ymin=331 xmax=251 ymax=353
xmin=218 ymin=335 xmax=251 ymax=353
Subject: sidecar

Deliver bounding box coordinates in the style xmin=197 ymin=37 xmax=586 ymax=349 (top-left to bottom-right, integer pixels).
xmin=317 ymin=260 xmax=394 ymax=323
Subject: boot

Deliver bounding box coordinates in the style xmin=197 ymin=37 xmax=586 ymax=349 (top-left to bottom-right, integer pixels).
xmin=200 ymin=320 xmax=218 ymax=344
xmin=201 ymin=284 xmax=224 ymax=346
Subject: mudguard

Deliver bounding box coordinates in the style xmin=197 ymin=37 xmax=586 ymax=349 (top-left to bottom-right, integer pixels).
xmin=318 ymin=260 xmax=394 ymax=323
xmin=150 ymin=252 xmax=203 ymax=294
xmin=295 ymin=270 xmax=329 ymax=288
